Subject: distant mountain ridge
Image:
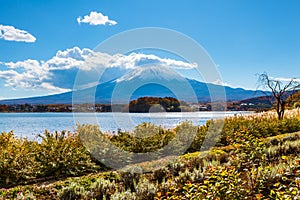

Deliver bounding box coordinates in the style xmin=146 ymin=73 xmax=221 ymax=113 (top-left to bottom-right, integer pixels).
xmin=0 ymin=67 xmax=267 ymax=105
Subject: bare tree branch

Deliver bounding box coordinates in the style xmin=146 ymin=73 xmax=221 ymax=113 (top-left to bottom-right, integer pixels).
xmin=258 ymin=73 xmax=300 ymax=120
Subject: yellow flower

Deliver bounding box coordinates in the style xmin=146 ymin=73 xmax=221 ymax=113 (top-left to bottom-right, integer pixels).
xmin=157 ymin=192 xmax=162 ymax=197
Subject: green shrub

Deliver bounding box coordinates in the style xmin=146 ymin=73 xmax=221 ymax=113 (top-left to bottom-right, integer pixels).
xmin=37 ymin=130 xmax=97 ymax=177
xmin=0 ymin=130 xmax=98 ymax=187
xmin=0 ymin=131 xmax=40 ymax=186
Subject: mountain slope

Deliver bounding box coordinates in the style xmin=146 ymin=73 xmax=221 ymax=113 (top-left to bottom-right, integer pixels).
xmin=0 ymin=67 xmax=267 ymax=105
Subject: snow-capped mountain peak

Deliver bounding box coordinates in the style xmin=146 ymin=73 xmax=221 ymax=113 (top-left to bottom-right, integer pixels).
xmin=115 ymin=66 xmax=185 ymax=83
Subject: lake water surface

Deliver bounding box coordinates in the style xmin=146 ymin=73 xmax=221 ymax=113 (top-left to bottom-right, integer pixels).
xmin=0 ymin=111 xmax=252 ymax=139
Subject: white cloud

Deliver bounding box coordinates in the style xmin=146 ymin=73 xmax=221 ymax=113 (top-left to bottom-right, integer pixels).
xmin=46 ymin=47 xmax=197 ymax=71
xmin=55 ymin=46 xmax=93 ymax=60
xmin=274 ymin=77 xmax=300 ymax=82
xmin=77 ymin=11 xmax=117 ymax=26
xmin=0 ymin=47 xmax=197 ymax=96
xmin=83 ymin=52 xmax=197 ymax=70
xmin=212 ymin=79 xmax=231 ymax=87
xmin=47 ymin=47 xmax=93 ymax=70
xmin=122 ymin=53 xmax=197 ymax=69
xmin=40 ymin=83 xmax=71 ymax=94
xmin=0 ymin=58 xmax=69 ymax=94
xmin=0 ymin=24 xmax=36 ymax=42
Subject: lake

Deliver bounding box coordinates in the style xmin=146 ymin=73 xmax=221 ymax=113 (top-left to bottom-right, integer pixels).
xmin=0 ymin=111 xmax=252 ymax=139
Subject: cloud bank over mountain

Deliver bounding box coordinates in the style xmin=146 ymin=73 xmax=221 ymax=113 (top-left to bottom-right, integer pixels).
xmin=0 ymin=47 xmax=199 ymax=98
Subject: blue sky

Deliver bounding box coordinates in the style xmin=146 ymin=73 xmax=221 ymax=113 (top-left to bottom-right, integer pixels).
xmin=1 ymin=0 xmax=300 ymax=99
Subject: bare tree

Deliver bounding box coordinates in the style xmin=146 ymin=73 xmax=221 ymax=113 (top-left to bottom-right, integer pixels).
xmin=258 ymin=73 xmax=300 ymax=120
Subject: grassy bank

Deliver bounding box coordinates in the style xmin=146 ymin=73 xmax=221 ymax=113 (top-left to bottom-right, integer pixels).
xmin=1 ymin=109 xmax=300 ymax=199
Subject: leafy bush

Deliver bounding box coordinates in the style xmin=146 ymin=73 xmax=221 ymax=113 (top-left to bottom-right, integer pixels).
xmin=0 ymin=131 xmax=40 ymax=186
xmin=0 ymin=130 xmax=98 ymax=187
xmin=37 ymin=130 xmax=97 ymax=177
xmin=110 ymin=123 xmax=175 ymax=153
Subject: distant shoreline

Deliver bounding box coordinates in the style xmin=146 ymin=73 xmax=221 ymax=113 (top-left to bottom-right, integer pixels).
xmin=0 ymin=102 xmax=263 ymax=113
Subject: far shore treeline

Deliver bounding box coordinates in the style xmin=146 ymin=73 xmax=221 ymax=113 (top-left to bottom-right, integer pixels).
xmin=0 ymin=96 xmax=272 ymax=113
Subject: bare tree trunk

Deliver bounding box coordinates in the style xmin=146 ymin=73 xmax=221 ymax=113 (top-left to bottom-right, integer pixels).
xmin=279 ymin=101 xmax=286 ymax=120
xmin=276 ymin=99 xmax=286 ymax=120
xmin=276 ymin=97 xmax=281 ymax=120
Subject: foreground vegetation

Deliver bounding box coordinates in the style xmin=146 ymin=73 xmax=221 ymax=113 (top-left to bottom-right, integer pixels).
xmin=1 ymin=109 xmax=300 ymax=199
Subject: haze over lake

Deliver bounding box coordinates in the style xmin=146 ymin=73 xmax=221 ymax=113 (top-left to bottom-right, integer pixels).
xmin=0 ymin=111 xmax=252 ymax=139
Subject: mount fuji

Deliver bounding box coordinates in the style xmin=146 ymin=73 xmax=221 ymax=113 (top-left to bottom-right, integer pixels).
xmin=0 ymin=66 xmax=266 ymax=105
